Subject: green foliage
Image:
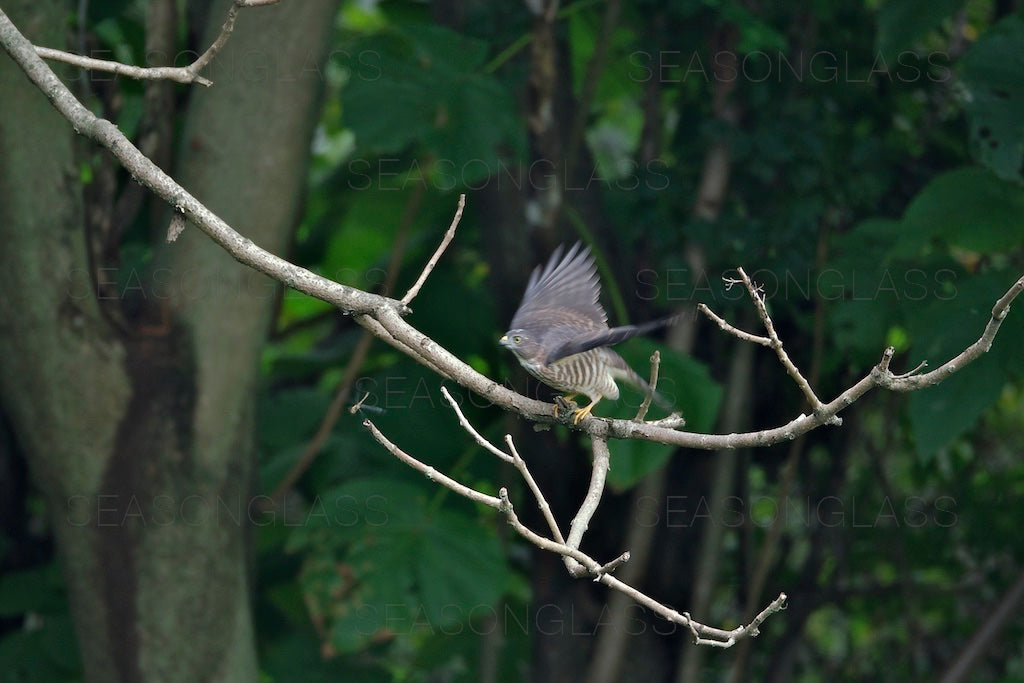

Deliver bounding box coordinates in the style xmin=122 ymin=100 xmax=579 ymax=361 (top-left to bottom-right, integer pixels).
xmin=284 ymin=479 xmax=508 ymax=663
xmin=903 ymin=167 xmax=1024 ymax=253
xmin=830 ymin=164 xmax=1024 ymax=456
xmin=961 ymin=15 xmax=1024 ymax=181
xmin=0 ymin=563 xmax=81 ymax=682
xmin=259 ymin=1 xmax=1024 ymax=678
xmin=340 ymin=23 xmax=524 ymax=179
xmin=906 ymin=272 xmax=1024 ymax=456
xmin=6 ymin=0 xmax=1023 ymax=681
xmin=876 ymin=0 xmax=963 ymax=62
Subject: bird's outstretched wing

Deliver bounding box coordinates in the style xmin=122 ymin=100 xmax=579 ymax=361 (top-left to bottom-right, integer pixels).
xmin=510 ymin=242 xmax=608 ymax=336
xmin=544 ymin=314 xmax=680 ymax=365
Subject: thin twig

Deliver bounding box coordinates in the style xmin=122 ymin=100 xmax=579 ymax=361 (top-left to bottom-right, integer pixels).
xmin=698 ymin=303 xmax=771 ymax=346
xmin=437 ymin=386 xmax=565 ymax=544
xmin=734 ymin=267 xmax=826 ymax=414
xmin=364 ymin=419 xmax=502 ymax=507
xmin=503 ymin=434 xmax=565 ymax=545
xmin=33 ymin=0 xmax=279 ymax=87
xmin=363 ymin=417 xmax=786 ymax=647
xmin=189 ymin=0 xmax=276 ymax=78
xmin=348 ymin=391 xmax=371 ymax=414
xmin=34 ymin=46 xmax=214 ymax=86
xmin=401 ymin=193 xmax=465 ymax=306
xmin=879 ymin=273 xmax=1024 ymax=392
xmin=634 ymin=350 xmax=661 ymax=422
xmin=595 ymin=552 xmax=631 ymax=577
xmin=439 ymin=386 xmax=513 ymax=463
xmin=266 ymin=184 xmax=423 ymax=504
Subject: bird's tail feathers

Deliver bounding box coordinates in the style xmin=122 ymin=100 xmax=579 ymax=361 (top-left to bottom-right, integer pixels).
xmin=610 ymin=354 xmax=674 ymax=411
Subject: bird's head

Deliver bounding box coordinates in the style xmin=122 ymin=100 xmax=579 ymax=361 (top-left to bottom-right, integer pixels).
xmin=499 ymin=329 xmax=543 ymax=365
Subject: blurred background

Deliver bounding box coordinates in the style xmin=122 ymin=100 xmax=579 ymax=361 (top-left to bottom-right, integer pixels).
xmin=1 ymin=0 xmax=1023 ymax=681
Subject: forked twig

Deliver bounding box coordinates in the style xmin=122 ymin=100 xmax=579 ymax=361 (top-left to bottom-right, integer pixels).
xmin=438 ymin=386 xmax=565 ymax=545
xmin=362 ymin=415 xmax=786 ymax=647
xmin=703 ymin=269 xmax=827 ymax=417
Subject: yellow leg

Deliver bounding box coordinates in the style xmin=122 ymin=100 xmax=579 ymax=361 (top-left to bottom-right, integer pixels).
xmin=572 ymin=398 xmax=600 ymax=425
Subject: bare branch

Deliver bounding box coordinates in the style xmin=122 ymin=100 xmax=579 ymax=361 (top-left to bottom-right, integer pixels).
xmin=698 ymin=302 xmax=771 ymax=346
xmin=363 ymin=419 xmax=503 ymax=509
xmin=733 ymin=267 xmax=826 ymax=414
xmin=564 ymin=436 xmax=612 ymax=576
xmin=503 ymin=434 xmax=566 ymax=545
xmin=6 ymin=1 xmax=1024 ymax=658
xmin=880 ymin=273 xmax=1024 ymax=392
xmin=34 ymin=46 xmax=214 ymax=86
xmin=33 ymin=1 xmax=279 ymax=87
xmin=438 ymin=386 xmax=565 ymax=545
xmin=3 ymin=0 xmax=1022 ymax=456
xmin=364 ymin=415 xmax=786 ymax=647
xmin=189 ymin=0 xmax=279 ymax=79
xmin=401 ymin=193 xmax=465 ymax=306
xmin=634 ymin=350 xmax=662 ymax=422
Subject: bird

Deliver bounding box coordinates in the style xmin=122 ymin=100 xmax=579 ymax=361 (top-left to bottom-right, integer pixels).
xmin=500 ymin=242 xmax=675 ymax=424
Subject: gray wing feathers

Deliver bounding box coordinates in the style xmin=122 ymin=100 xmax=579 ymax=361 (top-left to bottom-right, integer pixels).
xmin=545 ymin=313 xmax=681 ymax=365
xmin=510 ymin=242 xmax=608 ymax=332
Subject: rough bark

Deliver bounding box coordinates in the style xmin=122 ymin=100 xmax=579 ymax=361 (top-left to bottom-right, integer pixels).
xmin=0 ymin=1 xmax=338 ymax=680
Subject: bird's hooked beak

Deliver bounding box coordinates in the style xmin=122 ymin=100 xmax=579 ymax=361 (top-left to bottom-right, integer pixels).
xmin=499 ymin=334 xmax=509 ymax=346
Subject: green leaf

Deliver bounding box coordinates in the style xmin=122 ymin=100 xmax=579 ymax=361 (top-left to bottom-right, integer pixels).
xmin=414 ymin=511 xmax=507 ymax=625
xmin=876 ymin=0 xmax=961 ymax=62
xmin=961 ymin=16 xmax=1024 ymax=181
xmin=343 ymin=76 xmax=434 ymax=153
xmin=902 ymin=167 xmax=1024 ymax=253
xmin=604 ymin=437 xmax=675 ymax=493
xmin=908 ymin=352 xmax=1004 ymax=457
xmin=292 ymin=479 xmax=507 ymax=655
xmin=0 ymin=563 xmax=67 ymax=617
xmin=322 ymin=187 xmax=405 ymax=278
xmin=341 ymin=24 xmax=520 ymax=170
xmin=905 ymin=273 xmax=1016 ymax=456
xmin=260 ymin=631 xmax=378 ymax=683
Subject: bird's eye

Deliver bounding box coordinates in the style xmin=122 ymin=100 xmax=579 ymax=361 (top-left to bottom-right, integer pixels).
xmin=512 ymin=335 xmax=523 ymax=344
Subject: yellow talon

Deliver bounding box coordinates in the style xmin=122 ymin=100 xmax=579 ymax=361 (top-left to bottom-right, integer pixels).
xmin=571 ymin=399 xmax=599 ymax=425
xmin=553 ymin=394 xmax=577 ymax=418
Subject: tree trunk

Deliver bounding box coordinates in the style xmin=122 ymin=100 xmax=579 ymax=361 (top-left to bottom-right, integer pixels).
xmin=0 ymin=1 xmax=338 ymax=680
